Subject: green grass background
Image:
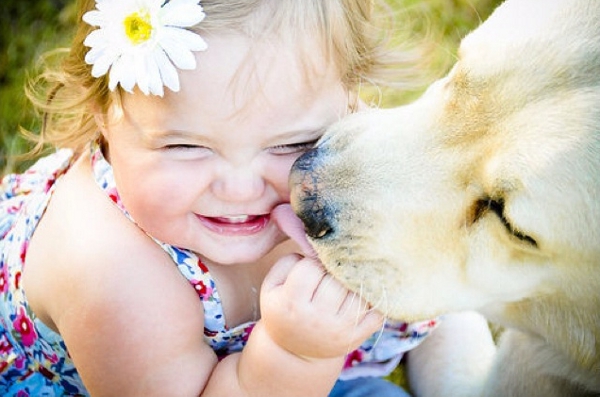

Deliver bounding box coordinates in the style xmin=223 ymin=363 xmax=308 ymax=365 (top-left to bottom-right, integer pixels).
xmin=0 ymin=0 xmax=75 ymax=172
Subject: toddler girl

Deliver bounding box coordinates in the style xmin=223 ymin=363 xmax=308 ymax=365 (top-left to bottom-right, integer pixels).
xmin=1 ymin=0 xmax=436 ymax=395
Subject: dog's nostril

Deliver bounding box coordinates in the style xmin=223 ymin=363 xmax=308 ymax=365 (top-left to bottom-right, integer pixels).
xmin=301 ymin=209 xmax=334 ymax=239
xmin=295 ymin=199 xmax=335 ymax=240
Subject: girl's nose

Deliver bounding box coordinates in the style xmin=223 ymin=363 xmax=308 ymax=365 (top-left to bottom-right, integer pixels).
xmin=212 ymin=165 xmax=266 ymax=202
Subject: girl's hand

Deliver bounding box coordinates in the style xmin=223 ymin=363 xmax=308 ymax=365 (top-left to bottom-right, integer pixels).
xmin=260 ymin=254 xmax=384 ymax=360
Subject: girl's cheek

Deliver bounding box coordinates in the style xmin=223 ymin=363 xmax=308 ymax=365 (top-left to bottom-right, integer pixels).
xmin=264 ymin=156 xmax=299 ymax=196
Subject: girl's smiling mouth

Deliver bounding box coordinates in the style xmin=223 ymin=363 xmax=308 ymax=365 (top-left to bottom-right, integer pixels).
xmin=197 ymin=214 xmax=271 ymax=236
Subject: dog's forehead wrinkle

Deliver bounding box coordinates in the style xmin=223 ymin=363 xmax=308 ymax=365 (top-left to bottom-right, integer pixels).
xmin=438 ymin=73 xmax=498 ymax=146
xmin=447 ymin=33 xmax=600 ymax=149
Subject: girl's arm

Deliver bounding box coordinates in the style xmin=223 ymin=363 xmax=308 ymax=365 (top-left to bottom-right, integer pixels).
xmin=51 ymin=249 xmax=379 ymax=397
xmin=204 ymin=255 xmax=384 ymax=397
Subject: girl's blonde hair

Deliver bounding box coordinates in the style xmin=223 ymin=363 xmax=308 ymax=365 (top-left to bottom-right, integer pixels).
xmin=26 ymin=0 xmax=425 ymax=157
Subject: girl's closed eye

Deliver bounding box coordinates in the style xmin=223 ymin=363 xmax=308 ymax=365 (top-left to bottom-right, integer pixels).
xmin=164 ymin=143 xmax=207 ymax=150
xmin=268 ymin=139 xmax=320 ymax=155
xmin=163 ymin=143 xmax=213 ymax=159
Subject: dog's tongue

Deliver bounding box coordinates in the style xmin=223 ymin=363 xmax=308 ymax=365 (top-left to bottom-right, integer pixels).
xmin=272 ymin=204 xmax=317 ymax=258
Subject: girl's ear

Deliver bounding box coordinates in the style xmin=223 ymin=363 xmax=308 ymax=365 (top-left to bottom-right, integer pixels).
xmin=93 ymin=111 xmax=108 ymax=138
xmin=92 ymin=96 xmax=123 ymax=141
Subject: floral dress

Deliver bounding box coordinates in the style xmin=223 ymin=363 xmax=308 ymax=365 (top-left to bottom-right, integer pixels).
xmin=0 ymin=144 xmax=437 ymax=396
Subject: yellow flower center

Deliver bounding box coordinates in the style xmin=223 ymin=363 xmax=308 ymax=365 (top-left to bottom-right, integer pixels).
xmin=124 ymin=10 xmax=153 ymax=45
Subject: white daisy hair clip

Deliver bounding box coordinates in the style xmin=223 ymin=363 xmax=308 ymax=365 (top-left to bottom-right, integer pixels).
xmin=82 ymin=0 xmax=208 ymax=96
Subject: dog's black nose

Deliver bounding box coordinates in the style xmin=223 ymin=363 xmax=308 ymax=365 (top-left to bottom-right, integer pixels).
xmin=290 ymin=148 xmax=335 ymax=239
xmin=296 ymin=197 xmax=334 ymax=239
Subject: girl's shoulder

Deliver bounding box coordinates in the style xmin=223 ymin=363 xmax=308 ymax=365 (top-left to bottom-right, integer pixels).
xmin=25 ymin=152 xmax=156 ymax=278
xmin=22 ymin=153 xmax=214 ymax=393
xmin=24 ymin=152 xmax=205 ymax=336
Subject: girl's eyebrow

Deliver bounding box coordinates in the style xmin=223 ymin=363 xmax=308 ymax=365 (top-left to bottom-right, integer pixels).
xmin=143 ymin=129 xmax=211 ymax=146
xmin=273 ymin=127 xmax=326 ymax=141
xmin=146 ymin=129 xmax=203 ymax=140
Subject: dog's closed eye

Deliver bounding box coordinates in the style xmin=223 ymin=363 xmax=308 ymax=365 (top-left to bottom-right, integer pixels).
xmin=471 ymin=198 xmax=538 ymax=247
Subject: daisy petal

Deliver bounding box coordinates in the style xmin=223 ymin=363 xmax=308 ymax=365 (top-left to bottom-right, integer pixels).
xmin=165 ymin=27 xmax=207 ymax=52
xmin=161 ymin=2 xmax=205 ymax=27
xmin=82 ymin=10 xmax=105 ymax=27
xmin=90 ymin=53 xmax=112 ymax=77
xmin=107 ymin=59 xmax=122 ymax=92
xmin=150 ymin=0 xmax=165 ymax=10
xmin=84 ymin=46 xmax=105 ymax=64
xmin=112 ymin=55 xmax=137 ymax=93
xmin=154 ymin=49 xmax=180 ymax=92
xmin=160 ymin=30 xmax=197 ymax=70
xmin=83 ymin=29 xmax=106 ymax=48
xmin=95 ymin=0 xmax=112 ymax=12
xmin=91 ymin=46 xmax=123 ymax=76
xmin=134 ymin=54 xmax=150 ymax=95
xmin=146 ymin=55 xmax=164 ymax=96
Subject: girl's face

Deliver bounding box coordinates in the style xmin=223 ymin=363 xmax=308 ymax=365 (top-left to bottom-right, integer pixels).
xmin=102 ymin=33 xmax=349 ymax=265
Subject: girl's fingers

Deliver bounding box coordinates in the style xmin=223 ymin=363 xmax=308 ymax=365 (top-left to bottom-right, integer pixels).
xmin=312 ymin=273 xmax=352 ymax=311
xmin=338 ymin=290 xmax=384 ymax=331
xmin=357 ymin=309 xmax=385 ymax=335
xmin=337 ymin=289 xmax=364 ymax=316
xmin=263 ymin=256 xmax=326 ymax=302
xmin=261 ymin=253 xmax=301 ymax=291
xmin=264 ymin=254 xmax=384 ymax=335
xmin=283 ymin=258 xmax=327 ymax=302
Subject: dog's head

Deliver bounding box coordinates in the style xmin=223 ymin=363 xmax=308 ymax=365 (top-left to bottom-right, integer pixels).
xmin=289 ymin=0 xmax=600 ymax=322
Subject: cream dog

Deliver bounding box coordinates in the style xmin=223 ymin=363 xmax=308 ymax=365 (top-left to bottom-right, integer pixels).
xmin=288 ymin=0 xmax=600 ymax=395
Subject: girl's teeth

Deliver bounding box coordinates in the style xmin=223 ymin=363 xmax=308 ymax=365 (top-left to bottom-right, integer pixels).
xmin=223 ymin=215 xmax=250 ymax=223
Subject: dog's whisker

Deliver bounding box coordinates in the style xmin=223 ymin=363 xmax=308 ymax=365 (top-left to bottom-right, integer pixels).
xmin=353 ymin=283 xmax=365 ymax=327
xmin=320 ymin=272 xmax=335 ymax=291
xmin=371 ymin=316 xmax=387 ymax=349
xmin=343 ymin=284 xmax=368 ymax=357
xmin=371 ymin=284 xmax=390 ymax=319
xmin=368 ymin=284 xmax=388 ymax=348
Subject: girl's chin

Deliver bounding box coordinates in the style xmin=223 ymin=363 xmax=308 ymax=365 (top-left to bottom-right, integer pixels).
xmin=198 ymin=243 xmax=274 ymax=266
xmin=193 ymin=226 xmax=287 ymax=265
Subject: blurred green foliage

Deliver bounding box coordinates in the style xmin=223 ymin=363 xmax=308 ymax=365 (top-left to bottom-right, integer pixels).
xmin=0 ymin=0 xmax=502 ymax=173
xmin=372 ymin=0 xmax=503 ymax=106
xmin=0 ymin=0 xmax=76 ymax=172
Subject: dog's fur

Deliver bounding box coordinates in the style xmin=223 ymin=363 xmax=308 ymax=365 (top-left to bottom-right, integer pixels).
xmin=289 ymin=0 xmax=600 ymax=395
